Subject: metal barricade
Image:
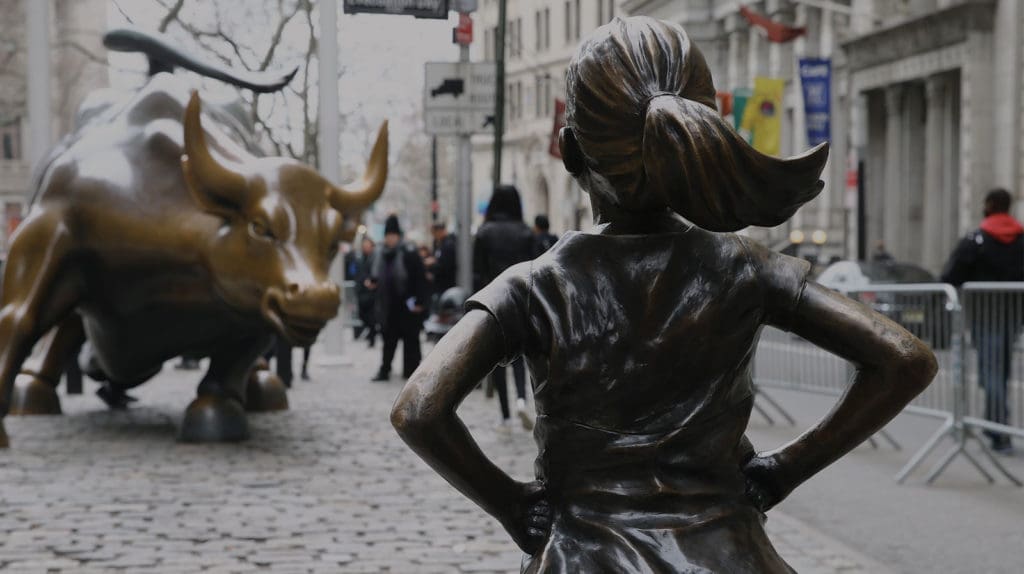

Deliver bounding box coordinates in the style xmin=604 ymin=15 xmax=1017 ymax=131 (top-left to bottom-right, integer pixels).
xmin=955 ymin=283 xmax=1024 ymax=486
xmin=751 ymin=284 xmax=1000 ymax=484
xmin=342 ymin=280 xmax=361 ymax=330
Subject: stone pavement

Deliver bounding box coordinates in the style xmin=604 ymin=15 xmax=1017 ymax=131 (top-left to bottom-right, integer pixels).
xmin=0 ymin=338 xmax=888 ymax=573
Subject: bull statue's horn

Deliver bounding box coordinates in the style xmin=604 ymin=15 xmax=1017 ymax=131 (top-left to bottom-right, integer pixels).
xmin=182 ymin=91 xmax=248 ymax=209
xmin=329 ymin=121 xmax=388 ymax=212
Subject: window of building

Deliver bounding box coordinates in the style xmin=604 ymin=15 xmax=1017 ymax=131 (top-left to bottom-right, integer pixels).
xmin=535 ymin=10 xmax=542 ymax=52
xmin=484 ymin=27 xmax=493 ymax=60
xmin=564 ymin=1 xmax=571 ymax=44
xmin=516 ymin=18 xmax=524 ymax=58
xmin=544 ymin=9 xmax=551 ymax=50
xmin=0 ymin=120 xmax=20 ymax=160
xmin=574 ymin=0 xmax=581 ymax=40
xmin=598 ymin=0 xmax=615 ymax=25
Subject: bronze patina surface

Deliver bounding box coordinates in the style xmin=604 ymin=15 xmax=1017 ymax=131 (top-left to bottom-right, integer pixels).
xmin=392 ymin=17 xmax=937 ymax=573
xmin=0 ymin=29 xmax=387 ymax=445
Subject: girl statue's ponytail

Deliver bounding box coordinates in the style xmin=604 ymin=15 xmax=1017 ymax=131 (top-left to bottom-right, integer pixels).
xmin=568 ymin=16 xmax=828 ymax=231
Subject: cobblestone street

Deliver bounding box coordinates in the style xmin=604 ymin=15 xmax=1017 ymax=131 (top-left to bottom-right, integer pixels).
xmin=0 ymin=340 xmax=889 ymax=573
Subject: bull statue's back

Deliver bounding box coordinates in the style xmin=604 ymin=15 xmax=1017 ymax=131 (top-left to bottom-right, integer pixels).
xmin=0 ymin=28 xmax=388 ymax=446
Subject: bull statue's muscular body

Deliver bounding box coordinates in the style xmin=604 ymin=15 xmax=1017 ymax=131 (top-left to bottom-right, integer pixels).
xmin=0 ymin=72 xmax=387 ymax=446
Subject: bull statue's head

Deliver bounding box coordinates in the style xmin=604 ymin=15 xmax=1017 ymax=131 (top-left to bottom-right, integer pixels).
xmin=181 ymin=92 xmax=387 ymax=346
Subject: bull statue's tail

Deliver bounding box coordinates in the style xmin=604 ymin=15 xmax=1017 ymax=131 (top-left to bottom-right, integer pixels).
xmin=103 ymin=26 xmax=297 ymax=94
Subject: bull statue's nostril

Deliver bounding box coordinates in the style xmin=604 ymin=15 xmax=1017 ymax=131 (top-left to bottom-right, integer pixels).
xmin=287 ymin=283 xmax=301 ymax=295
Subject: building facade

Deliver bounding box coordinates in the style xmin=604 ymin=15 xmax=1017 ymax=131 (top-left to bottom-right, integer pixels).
xmin=471 ymin=0 xmax=618 ymax=234
xmin=0 ymin=0 xmax=107 ymax=254
xmin=846 ymin=0 xmax=1023 ymax=273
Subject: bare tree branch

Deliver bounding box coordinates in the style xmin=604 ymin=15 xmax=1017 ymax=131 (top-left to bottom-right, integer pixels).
xmin=158 ymin=0 xmax=186 ymax=33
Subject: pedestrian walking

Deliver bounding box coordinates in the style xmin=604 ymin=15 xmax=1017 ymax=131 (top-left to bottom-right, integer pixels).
xmin=474 ymin=185 xmax=536 ymax=432
xmin=532 ymin=214 xmax=558 ymax=257
xmin=347 ymin=237 xmax=378 ymax=347
xmin=368 ymin=215 xmax=429 ymax=382
xmin=393 ymin=17 xmax=935 ymax=571
xmin=428 ymin=221 xmax=458 ymax=295
xmin=941 ymin=188 xmax=1024 ymax=454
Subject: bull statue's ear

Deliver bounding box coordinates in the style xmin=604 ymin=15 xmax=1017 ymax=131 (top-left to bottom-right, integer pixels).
xmin=328 ymin=121 xmax=388 ymax=213
xmin=181 ymin=91 xmax=249 ymax=217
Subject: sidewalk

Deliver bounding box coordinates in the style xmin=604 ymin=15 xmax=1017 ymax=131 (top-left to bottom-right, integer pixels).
xmin=0 ymin=337 xmax=896 ymax=573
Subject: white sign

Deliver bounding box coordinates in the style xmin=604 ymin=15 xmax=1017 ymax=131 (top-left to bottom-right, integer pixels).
xmin=424 ymin=62 xmax=497 ymax=135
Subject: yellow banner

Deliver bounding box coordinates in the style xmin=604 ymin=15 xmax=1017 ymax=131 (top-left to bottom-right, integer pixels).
xmin=740 ymin=77 xmax=785 ymax=156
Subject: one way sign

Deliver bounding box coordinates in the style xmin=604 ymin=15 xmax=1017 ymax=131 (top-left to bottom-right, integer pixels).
xmin=424 ymin=62 xmax=497 ymax=135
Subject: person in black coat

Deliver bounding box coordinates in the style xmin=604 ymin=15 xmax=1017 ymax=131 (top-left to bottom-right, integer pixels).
xmin=474 ymin=185 xmax=536 ymax=432
xmin=532 ymin=214 xmax=559 ymax=257
xmin=347 ymin=236 xmax=379 ymax=346
xmin=941 ymin=188 xmax=1024 ymax=453
xmin=368 ymin=215 xmax=430 ymax=382
xmin=428 ymin=221 xmax=458 ymax=296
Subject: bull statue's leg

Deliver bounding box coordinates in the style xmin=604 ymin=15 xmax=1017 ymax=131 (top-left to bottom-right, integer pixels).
xmin=10 ymin=313 xmax=86 ymax=415
xmin=245 ymin=356 xmax=289 ymax=413
xmin=0 ymin=211 xmax=81 ymax=447
xmin=179 ymin=335 xmax=273 ymax=443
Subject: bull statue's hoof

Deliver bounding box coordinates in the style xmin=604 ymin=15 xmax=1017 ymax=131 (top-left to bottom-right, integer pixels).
xmin=245 ymin=370 xmax=289 ymax=412
xmin=9 ymin=373 xmax=62 ymax=415
xmin=179 ymin=395 xmax=249 ymax=443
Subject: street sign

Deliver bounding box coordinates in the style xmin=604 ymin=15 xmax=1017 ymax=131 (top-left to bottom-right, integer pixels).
xmin=424 ymin=61 xmax=496 ymax=135
xmin=453 ymin=12 xmax=473 ymax=45
xmin=342 ymin=0 xmax=449 ymax=19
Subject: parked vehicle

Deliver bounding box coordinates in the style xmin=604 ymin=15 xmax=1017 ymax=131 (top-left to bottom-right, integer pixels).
xmin=817 ymin=260 xmax=951 ymax=349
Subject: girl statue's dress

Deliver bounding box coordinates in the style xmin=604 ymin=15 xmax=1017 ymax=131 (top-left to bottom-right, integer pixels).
xmin=470 ymin=229 xmax=806 ymax=572
xmin=393 ymin=16 xmax=937 ymax=574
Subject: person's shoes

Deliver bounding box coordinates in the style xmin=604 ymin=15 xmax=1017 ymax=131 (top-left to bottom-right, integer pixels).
xmin=495 ymin=419 xmax=512 ymax=436
xmin=300 ymin=371 xmax=310 ymax=381
xmin=96 ymin=385 xmax=138 ymax=410
xmin=370 ymin=371 xmax=389 ymax=383
xmin=991 ymin=436 xmax=1014 ymax=455
xmin=367 ymin=340 xmax=376 ymax=349
xmin=516 ymin=398 xmax=534 ymax=431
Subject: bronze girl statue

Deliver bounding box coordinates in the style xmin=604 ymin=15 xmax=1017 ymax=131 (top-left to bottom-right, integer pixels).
xmin=393 ymin=17 xmax=936 ymax=573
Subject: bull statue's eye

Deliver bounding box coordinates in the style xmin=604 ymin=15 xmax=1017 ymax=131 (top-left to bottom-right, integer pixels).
xmin=249 ymin=220 xmax=275 ymax=241
xmin=327 ymin=242 xmax=339 ymax=259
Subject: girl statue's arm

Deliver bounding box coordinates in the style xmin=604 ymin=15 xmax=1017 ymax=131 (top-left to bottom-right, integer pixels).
xmin=743 ymin=283 xmax=938 ymax=510
xmin=391 ymin=309 xmax=550 ymax=553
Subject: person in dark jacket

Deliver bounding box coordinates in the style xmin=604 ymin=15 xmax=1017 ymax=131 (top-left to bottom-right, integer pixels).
xmin=368 ymin=215 xmax=430 ymax=382
xmin=347 ymin=236 xmax=379 ymax=346
xmin=941 ymin=188 xmax=1024 ymax=453
xmin=474 ymin=185 xmax=536 ymax=432
xmin=532 ymin=214 xmax=559 ymax=257
xmin=428 ymin=221 xmax=458 ymax=295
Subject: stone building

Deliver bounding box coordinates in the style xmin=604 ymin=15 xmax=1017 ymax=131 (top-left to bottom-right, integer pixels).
xmin=0 ymin=0 xmax=107 ymax=254
xmin=847 ymin=0 xmax=1023 ymax=273
xmin=471 ymin=0 xmax=618 ymax=233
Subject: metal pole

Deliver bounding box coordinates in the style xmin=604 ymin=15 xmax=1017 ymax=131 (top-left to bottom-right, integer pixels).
xmin=457 ymin=42 xmax=474 ymax=293
xmin=318 ymin=0 xmax=347 ymax=362
xmin=431 ymin=135 xmax=439 ymax=223
xmin=492 ymin=0 xmax=507 ymax=191
xmin=26 ymin=0 xmax=52 ymax=172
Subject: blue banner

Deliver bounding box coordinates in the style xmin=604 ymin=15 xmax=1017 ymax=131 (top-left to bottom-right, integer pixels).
xmin=798 ymin=58 xmax=831 ymax=146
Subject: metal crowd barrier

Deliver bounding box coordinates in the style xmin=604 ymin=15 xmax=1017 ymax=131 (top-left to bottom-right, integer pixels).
xmin=752 ymin=283 xmax=1022 ymax=486
xmin=342 ymin=280 xmax=361 ymax=329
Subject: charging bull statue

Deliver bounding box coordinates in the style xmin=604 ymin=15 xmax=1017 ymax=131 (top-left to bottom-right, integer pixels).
xmin=0 ymin=28 xmax=387 ymax=445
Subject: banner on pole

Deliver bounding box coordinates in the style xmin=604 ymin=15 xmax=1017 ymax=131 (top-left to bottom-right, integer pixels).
xmin=740 ymin=77 xmax=784 ymax=156
xmin=549 ymin=99 xmax=566 ymax=158
xmin=799 ymin=57 xmax=831 ymax=147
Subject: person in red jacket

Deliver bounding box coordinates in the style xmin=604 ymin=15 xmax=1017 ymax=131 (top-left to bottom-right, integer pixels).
xmin=942 ymin=188 xmax=1024 ymax=454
